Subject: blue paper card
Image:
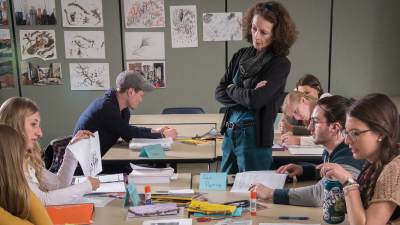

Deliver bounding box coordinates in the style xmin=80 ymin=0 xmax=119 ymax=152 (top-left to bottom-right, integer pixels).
xmin=139 ymin=144 xmax=165 ymax=159
xmin=199 ymin=172 xmax=227 ymax=191
xmin=124 ymin=182 xmax=140 ymax=207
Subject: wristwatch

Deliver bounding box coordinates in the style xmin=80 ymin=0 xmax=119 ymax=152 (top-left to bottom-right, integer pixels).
xmin=343 ymin=177 xmax=357 ymax=186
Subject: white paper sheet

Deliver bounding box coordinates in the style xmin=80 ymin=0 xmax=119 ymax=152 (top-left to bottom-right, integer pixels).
xmin=124 ymin=32 xmax=165 ymax=60
xmin=62 ymin=0 xmax=103 ymax=27
xmin=90 ymin=181 xmax=126 ymax=193
xmin=231 ymin=171 xmax=287 ymax=193
xmin=129 ymin=137 xmax=173 ymax=149
xmin=203 ymin=12 xmax=242 ymax=41
xmin=69 ymin=63 xmax=110 ymax=90
xmin=142 ymin=218 xmax=192 ymax=225
xmin=64 ymin=31 xmax=105 ymax=58
xmin=68 ymin=131 xmax=102 ymax=176
xmin=74 ymin=173 xmax=124 ymax=184
xmin=288 ymin=146 xmax=324 ymax=155
xmin=170 ymin=5 xmax=198 ymax=48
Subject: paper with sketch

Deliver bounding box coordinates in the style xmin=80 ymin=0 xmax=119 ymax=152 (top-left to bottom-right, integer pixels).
xmin=142 ymin=218 xmax=192 ymax=225
xmin=129 ymin=137 xmax=173 ymax=149
xmin=288 ymin=145 xmax=324 ymax=155
xmin=69 ymin=131 xmax=102 ymax=176
xmin=231 ymin=171 xmax=287 ymax=193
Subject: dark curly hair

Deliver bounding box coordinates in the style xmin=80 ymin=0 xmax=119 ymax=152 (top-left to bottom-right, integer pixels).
xmin=243 ymin=1 xmax=298 ymax=56
xmin=348 ymin=94 xmax=400 ymax=208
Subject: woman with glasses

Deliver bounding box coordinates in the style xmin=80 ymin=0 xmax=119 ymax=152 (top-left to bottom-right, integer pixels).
xmin=319 ymin=94 xmax=400 ymax=224
xmin=215 ymin=1 xmax=297 ymax=173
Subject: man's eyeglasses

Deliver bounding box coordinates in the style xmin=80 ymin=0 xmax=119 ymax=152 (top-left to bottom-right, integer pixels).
xmin=309 ymin=117 xmax=328 ymax=127
xmin=341 ymin=129 xmax=371 ymax=141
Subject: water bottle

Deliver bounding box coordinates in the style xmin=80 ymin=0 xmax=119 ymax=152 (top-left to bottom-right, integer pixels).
xmin=323 ymin=179 xmax=346 ymax=224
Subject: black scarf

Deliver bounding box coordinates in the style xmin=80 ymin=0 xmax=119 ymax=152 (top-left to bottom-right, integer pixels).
xmin=239 ymin=47 xmax=274 ymax=81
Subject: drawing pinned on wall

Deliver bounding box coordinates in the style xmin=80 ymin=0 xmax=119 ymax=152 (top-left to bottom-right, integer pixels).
xmin=70 ymin=63 xmax=109 ymax=90
xmin=64 ymin=31 xmax=105 ymax=59
xmin=0 ymin=0 xmax=9 ymax=25
xmin=0 ymin=60 xmax=14 ymax=88
xmin=20 ymin=61 xmax=62 ymax=86
xmin=125 ymin=32 xmax=164 ymax=60
xmin=124 ymin=0 xmax=165 ymax=28
xmin=20 ymin=30 xmax=57 ymax=60
xmin=203 ymin=12 xmax=243 ymax=41
xmin=0 ymin=29 xmax=12 ymax=57
xmin=61 ymin=0 xmax=103 ymax=27
xmin=13 ymin=0 xmax=57 ymax=25
xmin=170 ymin=5 xmax=198 ymax=48
xmin=127 ymin=61 xmax=165 ymax=88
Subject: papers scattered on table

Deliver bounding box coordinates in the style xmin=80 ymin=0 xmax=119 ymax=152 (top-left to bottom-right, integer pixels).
xmin=68 ymin=131 xmax=102 ymax=176
xmin=231 ymin=171 xmax=287 ymax=193
xmin=74 ymin=173 xmax=126 ymax=194
xmin=129 ymin=164 xmax=174 ymax=184
xmin=287 ymin=145 xmax=324 ymax=155
xmin=129 ymin=138 xmax=173 ymax=149
xmin=142 ymin=218 xmax=192 ymax=225
xmin=74 ymin=173 xmax=124 ymax=184
xmin=64 ymin=196 xmax=115 ymax=207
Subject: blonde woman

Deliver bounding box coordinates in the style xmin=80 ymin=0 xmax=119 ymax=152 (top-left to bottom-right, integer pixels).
xmin=280 ymin=91 xmax=318 ymax=145
xmin=0 ymin=97 xmax=100 ymax=206
xmin=0 ymin=124 xmax=52 ymax=225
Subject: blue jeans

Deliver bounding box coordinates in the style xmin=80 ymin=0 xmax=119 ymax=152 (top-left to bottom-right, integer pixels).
xmin=220 ymin=125 xmax=273 ymax=174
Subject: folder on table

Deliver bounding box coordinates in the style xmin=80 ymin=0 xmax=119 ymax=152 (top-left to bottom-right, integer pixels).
xmin=46 ymin=203 xmax=94 ymax=225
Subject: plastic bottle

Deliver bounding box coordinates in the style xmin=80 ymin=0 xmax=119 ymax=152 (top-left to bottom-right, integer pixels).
xmin=250 ymin=190 xmax=257 ymax=216
xmin=144 ymin=185 xmax=152 ymax=205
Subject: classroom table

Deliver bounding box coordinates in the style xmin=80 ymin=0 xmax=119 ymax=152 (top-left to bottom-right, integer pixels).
xmin=92 ymin=174 xmax=349 ymax=225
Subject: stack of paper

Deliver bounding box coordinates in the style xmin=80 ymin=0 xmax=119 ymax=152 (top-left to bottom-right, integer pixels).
xmin=231 ymin=171 xmax=287 ymax=193
xmin=129 ymin=164 xmax=174 ymax=184
xmin=129 ymin=138 xmax=173 ymax=150
xmin=74 ymin=173 xmax=126 ymax=194
xmin=288 ymin=145 xmax=324 ymax=155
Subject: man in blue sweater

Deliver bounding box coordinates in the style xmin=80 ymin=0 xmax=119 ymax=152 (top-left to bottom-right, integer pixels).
xmin=249 ymin=95 xmax=364 ymax=207
xmin=73 ymin=71 xmax=177 ymax=156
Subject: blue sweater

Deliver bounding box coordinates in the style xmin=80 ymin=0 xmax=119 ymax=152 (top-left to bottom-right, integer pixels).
xmin=73 ymin=90 xmax=161 ymax=156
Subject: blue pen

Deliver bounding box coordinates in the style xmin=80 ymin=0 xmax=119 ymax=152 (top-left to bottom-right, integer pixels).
xmin=278 ymin=216 xmax=309 ymax=220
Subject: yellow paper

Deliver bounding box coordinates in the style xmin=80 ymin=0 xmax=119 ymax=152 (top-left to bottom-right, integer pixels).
xmin=188 ymin=200 xmax=236 ymax=214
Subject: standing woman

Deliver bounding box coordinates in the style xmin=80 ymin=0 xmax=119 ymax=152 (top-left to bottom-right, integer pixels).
xmin=0 ymin=97 xmax=100 ymax=206
xmin=215 ymin=1 xmax=297 ymax=173
xmin=0 ymin=125 xmax=52 ymax=225
xmin=319 ymin=94 xmax=400 ymax=224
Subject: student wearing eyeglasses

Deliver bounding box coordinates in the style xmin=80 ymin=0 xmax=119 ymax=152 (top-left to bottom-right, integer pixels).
xmin=250 ymin=96 xmax=363 ymax=207
xmin=215 ymin=1 xmax=298 ymax=174
xmin=319 ymin=94 xmax=400 ymax=224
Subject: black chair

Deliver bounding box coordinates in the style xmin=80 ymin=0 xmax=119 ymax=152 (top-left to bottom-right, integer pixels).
xmin=43 ymin=135 xmax=72 ymax=173
xmin=161 ymin=107 xmax=205 ymax=114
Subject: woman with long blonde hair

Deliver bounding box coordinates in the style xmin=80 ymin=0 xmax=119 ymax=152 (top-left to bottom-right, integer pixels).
xmin=0 ymin=124 xmax=52 ymax=225
xmin=0 ymin=97 xmax=99 ymax=206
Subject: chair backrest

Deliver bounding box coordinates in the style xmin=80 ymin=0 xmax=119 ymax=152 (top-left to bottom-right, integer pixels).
xmin=161 ymin=107 xmax=205 ymax=114
xmin=43 ymin=135 xmax=72 ymax=173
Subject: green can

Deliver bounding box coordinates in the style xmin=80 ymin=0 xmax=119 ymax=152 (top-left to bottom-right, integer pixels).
xmin=323 ymin=179 xmax=346 ymax=224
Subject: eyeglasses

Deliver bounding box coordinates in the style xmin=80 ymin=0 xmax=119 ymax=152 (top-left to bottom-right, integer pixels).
xmin=341 ymin=129 xmax=371 ymax=141
xmin=309 ymin=117 xmax=328 ymax=127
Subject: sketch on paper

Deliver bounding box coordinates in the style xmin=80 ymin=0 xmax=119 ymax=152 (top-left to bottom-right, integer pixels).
xmin=64 ymin=31 xmax=105 ymax=59
xmin=125 ymin=32 xmax=164 ymax=60
xmin=13 ymin=0 xmax=57 ymax=25
xmin=203 ymin=12 xmax=242 ymax=41
xmin=170 ymin=5 xmax=198 ymax=48
xmin=20 ymin=62 xmax=62 ymax=86
xmin=0 ymin=0 xmax=9 ymax=25
xmin=69 ymin=63 xmax=109 ymax=90
xmin=61 ymin=0 xmax=103 ymax=27
xmin=20 ymin=30 xmax=57 ymax=60
xmin=0 ymin=61 xmax=14 ymax=88
xmin=127 ymin=61 xmax=165 ymax=88
xmin=124 ymin=0 xmax=165 ymax=28
xmin=0 ymin=29 xmax=12 ymax=57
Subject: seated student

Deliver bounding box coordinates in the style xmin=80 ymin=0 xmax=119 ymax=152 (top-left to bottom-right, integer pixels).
xmin=280 ymin=91 xmax=317 ymax=145
xmin=0 ymin=97 xmax=100 ymax=206
xmin=281 ymin=74 xmax=329 ymax=136
xmin=73 ymin=70 xmax=178 ymax=156
xmin=319 ymin=94 xmax=400 ymax=224
xmin=250 ymin=95 xmax=364 ymax=207
xmin=0 ymin=124 xmax=52 ymax=225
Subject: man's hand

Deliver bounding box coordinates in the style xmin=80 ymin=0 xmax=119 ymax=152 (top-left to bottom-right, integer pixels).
xmin=277 ymin=163 xmax=304 ymax=178
xmin=281 ymin=133 xmax=300 ymax=145
xmin=248 ymin=183 xmax=274 ymax=200
xmin=87 ymin=176 xmax=100 ymax=191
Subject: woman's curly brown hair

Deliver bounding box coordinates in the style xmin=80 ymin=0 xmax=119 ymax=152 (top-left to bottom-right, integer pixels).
xmin=243 ymin=1 xmax=298 ymax=56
